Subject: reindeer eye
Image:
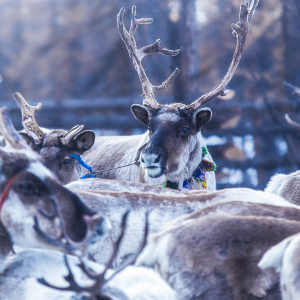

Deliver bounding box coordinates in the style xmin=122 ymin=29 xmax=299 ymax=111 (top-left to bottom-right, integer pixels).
xmin=17 ymin=182 xmax=36 ymax=195
xmin=182 ymin=127 xmax=189 ymax=134
xmin=64 ymin=159 xmax=70 ymax=165
xmin=19 ymin=183 xmax=33 ymax=191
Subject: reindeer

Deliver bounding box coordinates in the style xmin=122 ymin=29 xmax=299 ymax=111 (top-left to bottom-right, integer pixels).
xmin=135 ymin=213 xmax=300 ymax=300
xmin=5 ymin=93 xmax=96 ymax=184
xmin=265 ymin=114 xmax=300 ymax=205
xmin=69 ymin=184 xmax=297 ymax=266
xmin=82 ymin=0 xmax=256 ymax=191
xmin=258 ymin=232 xmax=300 ymax=300
xmin=0 ymin=106 xmax=105 ymax=252
xmin=0 ymin=212 xmax=176 ymax=300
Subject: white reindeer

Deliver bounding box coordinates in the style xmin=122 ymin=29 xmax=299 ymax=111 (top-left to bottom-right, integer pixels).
xmin=0 ymin=212 xmax=175 ymax=300
xmin=265 ymin=114 xmax=300 ymax=205
xmin=258 ymin=232 xmax=300 ymax=300
xmin=70 ymin=185 xmax=296 ymax=266
xmin=81 ymin=0 xmax=256 ymax=192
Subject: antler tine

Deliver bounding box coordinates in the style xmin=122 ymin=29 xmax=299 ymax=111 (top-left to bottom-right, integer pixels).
xmin=186 ymin=0 xmax=259 ymax=111
xmin=13 ymin=92 xmax=45 ymax=144
xmin=37 ymin=211 xmax=131 ymax=297
xmin=247 ymin=0 xmax=259 ymax=23
xmin=118 ymin=6 xmax=182 ymax=109
xmin=283 ymin=81 xmax=300 ymax=96
xmin=101 ymin=210 xmax=130 ymax=276
xmin=0 ymin=107 xmax=30 ymax=150
xmin=38 ymin=254 xmax=85 ymax=292
xmin=37 ymin=211 xmax=149 ymax=299
xmin=285 ymin=114 xmax=300 ymax=131
xmin=107 ymin=211 xmax=149 ymax=282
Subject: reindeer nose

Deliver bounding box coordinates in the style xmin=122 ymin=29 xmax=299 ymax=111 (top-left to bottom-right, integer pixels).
xmin=141 ymin=151 xmax=164 ymax=168
xmin=154 ymin=154 xmax=161 ymax=163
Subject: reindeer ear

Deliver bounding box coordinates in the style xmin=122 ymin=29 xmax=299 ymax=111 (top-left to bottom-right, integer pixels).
xmin=73 ymin=130 xmax=95 ymax=154
xmin=192 ymin=107 xmax=212 ymax=131
xmin=131 ymin=104 xmax=153 ymax=126
xmin=19 ymin=132 xmax=36 ymax=148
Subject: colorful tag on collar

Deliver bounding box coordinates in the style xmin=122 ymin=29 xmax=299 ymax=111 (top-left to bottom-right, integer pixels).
xmin=162 ymin=146 xmax=216 ymax=191
xmin=162 ymin=180 xmax=179 ymax=190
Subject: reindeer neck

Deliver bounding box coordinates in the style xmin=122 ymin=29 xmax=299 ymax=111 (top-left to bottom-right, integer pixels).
xmin=162 ymin=133 xmax=215 ymax=191
xmin=0 ymin=222 xmax=14 ymax=273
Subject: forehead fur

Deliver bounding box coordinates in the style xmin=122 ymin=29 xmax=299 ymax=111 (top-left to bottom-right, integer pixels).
xmin=154 ymin=104 xmax=185 ymax=118
xmin=41 ymin=129 xmax=67 ymax=148
xmin=0 ymin=147 xmax=41 ymax=183
xmin=151 ymin=104 xmax=193 ymax=126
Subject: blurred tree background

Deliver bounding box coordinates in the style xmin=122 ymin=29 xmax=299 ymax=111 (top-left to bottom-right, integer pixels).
xmin=1 ymin=0 xmax=300 ymax=189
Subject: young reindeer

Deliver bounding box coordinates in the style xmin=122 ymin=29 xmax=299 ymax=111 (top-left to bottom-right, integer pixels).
xmin=0 ymin=106 xmax=104 ymax=252
xmin=9 ymin=93 xmax=96 ymax=184
xmin=82 ymin=1 xmax=255 ymax=191
xmin=265 ymin=114 xmax=300 ymax=205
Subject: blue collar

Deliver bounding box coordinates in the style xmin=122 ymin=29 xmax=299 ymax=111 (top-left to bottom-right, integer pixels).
xmin=70 ymin=153 xmax=97 ymax=179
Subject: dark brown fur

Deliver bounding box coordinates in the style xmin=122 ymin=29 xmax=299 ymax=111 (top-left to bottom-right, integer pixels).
xmin=138 ymin=215 xmax=300 ymax=300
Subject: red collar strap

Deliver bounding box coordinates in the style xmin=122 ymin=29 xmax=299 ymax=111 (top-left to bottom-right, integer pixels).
xmin=0 ymin=173 xmax=19 ymax=221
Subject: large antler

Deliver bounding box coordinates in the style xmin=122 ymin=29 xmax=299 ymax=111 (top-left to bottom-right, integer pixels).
xmin=38 ymin=211 xmax=149 ymax=299
xmin=285 ymin=114 xmax=300 ymax=131
xmin=0 ymin=107 xmax=31 ymax=150
xmin=13 ymin=92 xmax=45 ymax=144
xmin=118 ymin=6 xmax=182 ymax=109
xmin=186 ymin=0 xmax=259 ymax=111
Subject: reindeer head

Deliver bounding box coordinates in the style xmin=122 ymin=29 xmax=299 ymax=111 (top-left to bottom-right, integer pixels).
xmin=118 ymin=2 xmax=257 ymax=180
xmin=13 ymin=93 xmax=95 ymax=184
xmin=0 ymin=107 xmax=100 ymax=250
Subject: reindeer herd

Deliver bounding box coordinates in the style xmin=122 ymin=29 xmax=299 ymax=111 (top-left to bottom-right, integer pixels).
xmin=2 ymin=0 xmax=300 ymax=299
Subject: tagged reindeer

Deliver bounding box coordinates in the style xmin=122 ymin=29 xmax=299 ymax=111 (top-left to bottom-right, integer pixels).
xmin=4 ymin=93 xmax=96 ymax=184
xmin=82 ymin=1 xmax=253 ymax=191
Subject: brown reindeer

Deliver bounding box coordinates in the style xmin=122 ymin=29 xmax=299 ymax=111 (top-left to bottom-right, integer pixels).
xmin=82 ymin=0 xmax=258 ymax=191
xmin=136 ymin=213 xmax=300 ymax=300
xmin=7 ymin=93 xmax=95 ymax=184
